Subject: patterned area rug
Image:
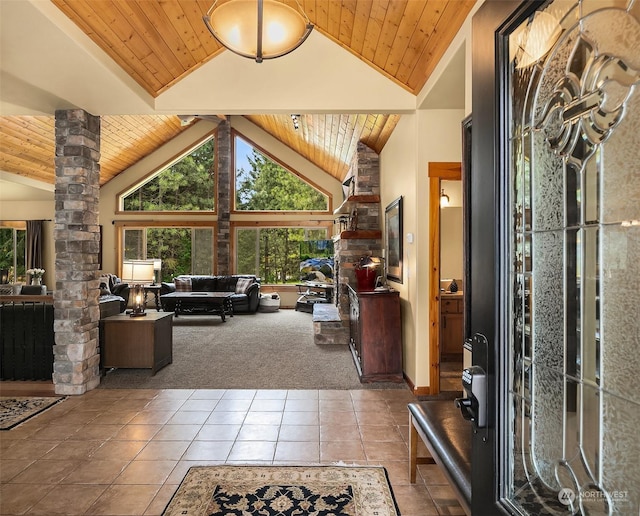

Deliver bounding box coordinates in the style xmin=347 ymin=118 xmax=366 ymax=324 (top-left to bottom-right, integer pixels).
xmin=163 ymin=465 xmax=400 ymax=516
xmin=0 ymin=396 xmax=65 ymax=430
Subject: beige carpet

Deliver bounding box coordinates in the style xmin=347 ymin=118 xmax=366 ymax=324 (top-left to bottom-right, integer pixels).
xmin=163 ymin=465 xmax=400 ymax=516
xmin=99 ymin=309 xmax=407 ymax=391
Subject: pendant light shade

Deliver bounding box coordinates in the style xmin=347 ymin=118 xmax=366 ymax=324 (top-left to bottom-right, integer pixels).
xmin=204 ymin=0 xmax=313 ymax=63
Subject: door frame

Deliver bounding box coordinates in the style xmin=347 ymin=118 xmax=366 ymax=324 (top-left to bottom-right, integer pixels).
xmin=470 ymin=0 xmax=539 ymax=512
xmin=428 ymin=161 xmax=461 ymax=395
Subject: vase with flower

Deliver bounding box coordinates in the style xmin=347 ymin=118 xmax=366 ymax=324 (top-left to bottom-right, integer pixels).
xmin=27 ymin=268 xmax=45 ymax=286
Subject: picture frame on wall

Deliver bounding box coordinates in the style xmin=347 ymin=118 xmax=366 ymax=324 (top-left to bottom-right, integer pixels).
xmin=385 ymin=196 xmax=403 ymax=283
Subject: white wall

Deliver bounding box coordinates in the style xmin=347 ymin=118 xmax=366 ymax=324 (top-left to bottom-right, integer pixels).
xmin=441 ymin=207 xmax=463 ymax=280
xmin=381 ymin=108 xmax=466 ymax=391
xmin=380 ymin=113 xmax=419 ymax=387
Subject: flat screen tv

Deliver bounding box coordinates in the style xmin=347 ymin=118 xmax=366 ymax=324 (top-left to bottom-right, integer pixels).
xmin=299 ymin=240 xmax=334 ymax=283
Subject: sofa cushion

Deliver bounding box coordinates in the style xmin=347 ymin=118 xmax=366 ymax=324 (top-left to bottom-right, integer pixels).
xmin=235 ymin=277 xmax=254 ymax=294
xmin=196 ymin=277 xmax=218 ymax=292
xmin=174 ymin=277 xmax=192 ymax=292
xmin=216 ymin=276 xmax=236 ymax=292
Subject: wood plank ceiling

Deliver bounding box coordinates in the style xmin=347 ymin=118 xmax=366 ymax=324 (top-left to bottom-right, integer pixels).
xmin=0 ymin=0 xmax=475 ymax=186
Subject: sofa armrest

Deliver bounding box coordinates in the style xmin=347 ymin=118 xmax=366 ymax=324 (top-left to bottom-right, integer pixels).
xmin=160 ymin=282 xmax=176 ymax=295
xmin=111 ymin=283 xmax=130 ymax=312
xmin=246 ymin=282 xmax=261 ymax=312
xmin=160 ymin=282 xmax=177 ymax=312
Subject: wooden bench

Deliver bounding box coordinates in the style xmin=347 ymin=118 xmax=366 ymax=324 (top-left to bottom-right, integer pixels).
xmin=409 ymin=400 xmax=472 ymax=515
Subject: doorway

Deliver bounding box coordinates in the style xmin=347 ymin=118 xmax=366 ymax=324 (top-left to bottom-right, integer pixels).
xmin=427 ymin=162 xmax=463 ymax=396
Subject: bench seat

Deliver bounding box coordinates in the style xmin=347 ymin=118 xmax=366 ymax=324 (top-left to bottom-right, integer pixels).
xmin=409 ymin=400 xmax=472 ymax=515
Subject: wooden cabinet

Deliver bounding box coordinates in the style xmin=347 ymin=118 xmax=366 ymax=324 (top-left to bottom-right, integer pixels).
xmin=440 ymin=297 xmax=463 ymax=360
xmin=102 ymin=312 xmax=173 ymax=375
xmin=348 ymin=286 xmax=403 ymax=382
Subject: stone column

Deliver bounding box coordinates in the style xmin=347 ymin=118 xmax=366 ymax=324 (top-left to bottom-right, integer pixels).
xmin=334 ymin=142 xmax=383 ymax=320
xmin=53 ymin=109 xmax=101 ymax=395
xmin=216 ymin=120 xmax=231 ymax=275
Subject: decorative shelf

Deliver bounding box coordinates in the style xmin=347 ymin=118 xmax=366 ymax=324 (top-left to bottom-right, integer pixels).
xmin=338 ymin=230 xmax=382 ymax=240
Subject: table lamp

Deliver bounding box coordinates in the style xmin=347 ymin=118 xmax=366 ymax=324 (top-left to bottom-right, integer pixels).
xmin=122 ymin=260 xmax=155 ymax=317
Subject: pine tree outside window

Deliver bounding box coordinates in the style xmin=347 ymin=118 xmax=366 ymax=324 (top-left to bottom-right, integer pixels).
xmin=234 ymin=134 xmax=328 ymax=212
xmin=236 ymin=227 xmax=328 ymax=284
xmin=120 ymin=137 xmax=215 ymax=212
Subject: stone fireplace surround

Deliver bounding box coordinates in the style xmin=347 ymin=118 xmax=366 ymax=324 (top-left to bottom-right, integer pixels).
xmin=333 ymin=142 xmax=383 ymax=324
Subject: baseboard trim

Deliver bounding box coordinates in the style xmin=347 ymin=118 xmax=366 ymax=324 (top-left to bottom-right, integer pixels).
xmin=403 ymin=373 xmax=431 ymax=396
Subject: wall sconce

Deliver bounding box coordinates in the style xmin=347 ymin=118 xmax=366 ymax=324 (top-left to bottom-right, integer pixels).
xmin=440 ymin=189 xmax=450 ymax=207
xmin=0 ymin=269 xmax=8 ymax=284
xmin=203 ymin=0 xmax=314 ymax=63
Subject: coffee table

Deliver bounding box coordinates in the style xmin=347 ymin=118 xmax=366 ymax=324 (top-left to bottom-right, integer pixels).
xmin=160 ymin=291 xmax=234 ymax=321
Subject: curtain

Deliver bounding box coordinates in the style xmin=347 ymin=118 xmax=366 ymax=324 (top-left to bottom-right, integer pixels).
xmin=26 ymin=220 xmax=43 ymax=269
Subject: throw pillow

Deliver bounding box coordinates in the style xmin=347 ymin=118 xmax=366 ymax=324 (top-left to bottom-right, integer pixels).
xmin=235 ymin=277 xmax=253 ymax=294
xmin=174 ymin=277 xmax=192 ymax=292
xmin=99 ymin=281 xmax=111 ymax=296
xmin=99 ymin=274 xmax=112 ymax=291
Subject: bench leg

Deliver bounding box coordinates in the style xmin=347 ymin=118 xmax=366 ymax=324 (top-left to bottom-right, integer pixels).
xmin=409 ymin=413 xmax=418 ymax=483
xmin=409 ymin=412 xmax=436 ymax=484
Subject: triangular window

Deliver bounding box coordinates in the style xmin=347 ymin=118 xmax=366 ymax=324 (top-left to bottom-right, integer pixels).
xmin=120 ymin=137 xmax=215 ymax=212
xmin=234 ymin=134 xmax=328 ymax=211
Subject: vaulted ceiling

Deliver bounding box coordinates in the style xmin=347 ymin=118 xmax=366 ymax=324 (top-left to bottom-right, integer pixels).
xmin=0 ymin=0 xmax=474 ymax=193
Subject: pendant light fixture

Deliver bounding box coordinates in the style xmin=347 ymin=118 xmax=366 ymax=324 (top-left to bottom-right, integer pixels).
xmin=203 ymin=0 xmax=314 ymax=63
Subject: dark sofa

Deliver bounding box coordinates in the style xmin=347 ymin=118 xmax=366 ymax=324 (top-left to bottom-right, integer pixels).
xmin=160 ymin=275 xmax=260 ymax=314
xmin=98 ymin=274 xmax=130 ymax=313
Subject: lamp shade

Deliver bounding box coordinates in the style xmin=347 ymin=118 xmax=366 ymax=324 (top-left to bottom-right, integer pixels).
xmin=204 ymin=0 xmax=313 ymax=63
xmin=121 ymin=260 xmax=155 ymax=285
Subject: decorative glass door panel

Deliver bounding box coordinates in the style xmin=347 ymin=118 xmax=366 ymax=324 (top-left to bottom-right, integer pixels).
xmin=505 ymin=1 xmax=639 ymax=514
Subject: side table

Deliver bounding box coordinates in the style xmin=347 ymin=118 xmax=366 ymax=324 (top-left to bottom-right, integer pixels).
xmin=101 ymin=311 xmax=173 ymax=375
xmin=143 ymin=284 xmax=161 ymax=311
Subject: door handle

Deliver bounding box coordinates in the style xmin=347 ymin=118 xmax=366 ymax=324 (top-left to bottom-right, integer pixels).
xmin=454 ymin=333 xmax=489 ymax=428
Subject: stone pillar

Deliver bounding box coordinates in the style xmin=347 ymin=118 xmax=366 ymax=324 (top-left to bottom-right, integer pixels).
xmin=53 ymin=109 xmax=101 ymax=395
xmin=334 ymin=143 xmax=383 ymax=320
xmin=216 ymin=120 xmax=231 ymax=275
xmin=353 ymin=142 xmax=380 ymax=197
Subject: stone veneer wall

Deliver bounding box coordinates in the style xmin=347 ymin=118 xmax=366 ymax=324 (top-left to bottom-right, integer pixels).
xmin=216 ymin=120 xmax=231 ymax=275
xmin=335 ymin=142 xmax=383 ymax=320
xmin=52 ymin=109 xmax=101 ymax=395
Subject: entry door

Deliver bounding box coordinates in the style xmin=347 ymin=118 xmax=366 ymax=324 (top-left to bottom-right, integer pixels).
xmin=470 ymin=0 xmax=640 ymax=513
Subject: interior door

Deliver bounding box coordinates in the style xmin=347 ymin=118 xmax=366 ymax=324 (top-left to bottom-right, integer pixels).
xmin=470 ymin=0 xmax=640 ymax=514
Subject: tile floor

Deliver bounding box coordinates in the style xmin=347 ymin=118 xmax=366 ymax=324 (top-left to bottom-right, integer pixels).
xmin=0 ymin=388 xmax=465 ymax=515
